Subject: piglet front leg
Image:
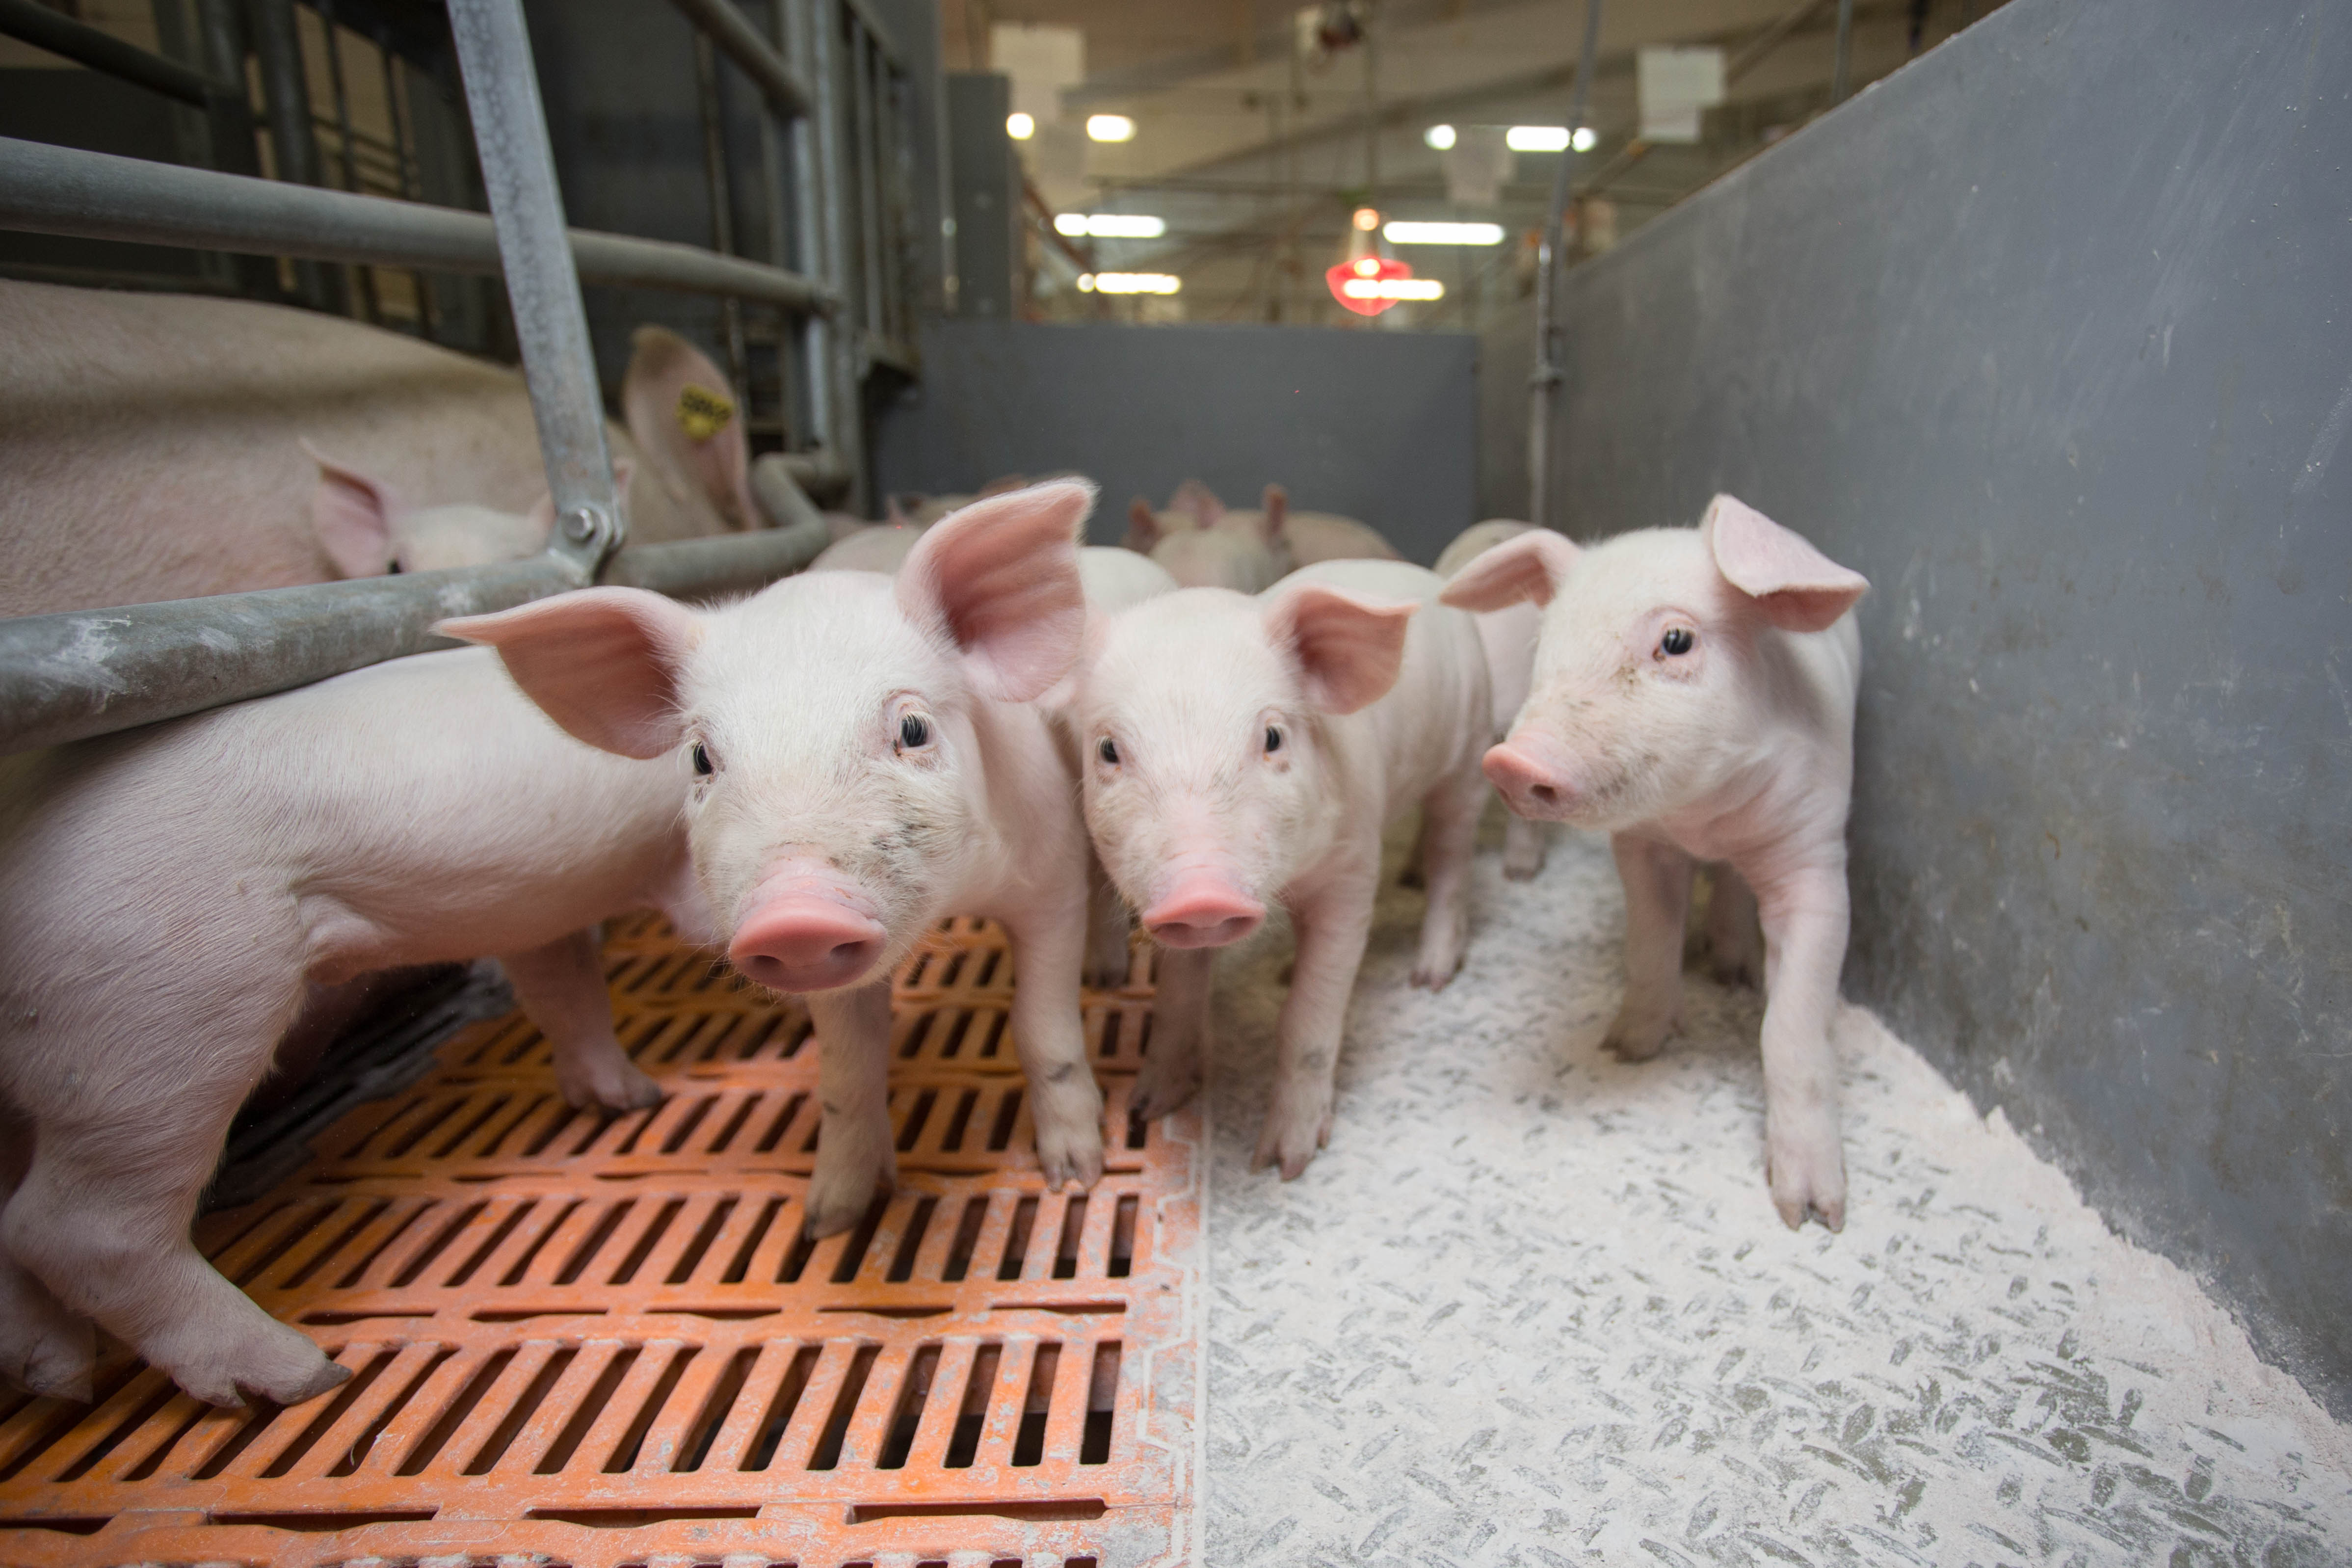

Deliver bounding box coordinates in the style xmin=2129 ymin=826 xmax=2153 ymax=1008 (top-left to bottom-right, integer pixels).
xmin=502 ymin=928 xmax=661 ymax=1113
xmin=805 ymin=979 xmax=898 ymax=1237
xmin=1253 ymin=856 xmax=1376 ymax=1179
xmin=1130 ymin=944 xmax=1210 ymax=1120
xmin=1750 ymin=863 xmax=1850 ymax=1231
xmin=1005 ymin=902 xmax=1107 ymax=1192
xmin=1604 ymin=834 xmax=1693 ymax=1062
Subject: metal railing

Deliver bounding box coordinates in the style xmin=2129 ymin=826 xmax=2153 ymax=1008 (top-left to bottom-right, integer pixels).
xmin=0 ymin=0 xmax=921 ymax=757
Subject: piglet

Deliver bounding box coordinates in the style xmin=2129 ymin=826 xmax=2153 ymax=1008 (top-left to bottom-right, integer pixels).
xmin=449 ymin=483 xmax=1110 ymax=1240
xmin=1076 ymin=560 xmax=1493 ymax=1175
xmin=1440 ymin=496 xmax=1868 ymax=1230
xmin=0 ymin=642 xmax=698 ymax=1408
xmin=1124 ymin=490 xmax=1281 ymax=592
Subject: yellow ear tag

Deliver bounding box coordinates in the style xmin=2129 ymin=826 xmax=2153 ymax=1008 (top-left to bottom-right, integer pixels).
xmin=676 ymin=383 xmax=736 ymax=442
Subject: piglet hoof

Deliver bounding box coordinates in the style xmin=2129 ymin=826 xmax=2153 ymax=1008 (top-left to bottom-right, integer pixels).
xmin=804 ymin=1153 xmax=894 ymax=1239
xmin=1766 ymin=1114 xmax=1847 ymax=1232
xmin=160 ymin=1320 xmax=348 ymax=1408
xmin=1601 ymin=1008 xmax=1676 ymax=1063
xmin=1250 ymin=1093 xmax=1333 ymax=1181
xmin=559 ymin=1056 xmax=664 ymax=1116
xmin=0 ymin=1317 xmax=95 ymax=1403
xmin=1035 ymin=1124 xmax=1105 ymax=1193
xmin=1128 ymin=1055 xmax=1201 ymax=1121
xmin=1410 ymin=950 xmax=1463 ymax=990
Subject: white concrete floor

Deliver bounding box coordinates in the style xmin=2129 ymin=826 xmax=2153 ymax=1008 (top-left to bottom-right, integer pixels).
xmin=1199 ymin=816 xmax=2352 ymax=1567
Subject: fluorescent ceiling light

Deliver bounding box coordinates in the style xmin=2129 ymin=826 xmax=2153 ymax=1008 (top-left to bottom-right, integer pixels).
xmin=1091 ymin=271 xmax=1181 ymax=294
xmin=1006 ymin=111 xmax=1035 ymax=140
xmin=1055 ymin=213 xmax=1167 ymax=239
xmin=1506 ymin=125 xmax=1572 ymax=152
xmin=1086 ymin=114 xmax=1136 ymax=142
xmin=1383 ymin=220 xmax=1506 ymax=246
xmin=1341 ymin=277 xmax=1444 ymax=301
xmin=1425 ymin=123 xmax=1456 ymax=150
xmin=1571 ymin=125 xmax=1599 ymax=152
xmin=1077 ymin=274 xmax=1095 ymax=292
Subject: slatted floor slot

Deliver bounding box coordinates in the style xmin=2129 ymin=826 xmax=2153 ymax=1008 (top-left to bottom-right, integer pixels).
xmin=0 ymin=915 xmax=1202 ymax=1568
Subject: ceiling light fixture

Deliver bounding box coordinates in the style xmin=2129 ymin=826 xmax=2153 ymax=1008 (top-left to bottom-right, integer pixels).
xmin=1383 ymin=220 xmax=1506 ymax=245
xmin=1006 ymin=111 xmax=1035 ymax=140
xmin=1085 ymin=113 xmax=1136 ymax=142
xmin=1425 ymin=123 xmax=1456 ymax=150
xmin=1341 ymin=276 xmax=1444 ymax=301
xmin=1572 ymin=126 xmax=1599 ymax=152
xmin=1506 ymin=125 xmax=1572 ymax=152
xmin=1091 ymin=271 xmax=1181 ymax=294
xmin=1054 ymin=213 xmax=1167 ymax=239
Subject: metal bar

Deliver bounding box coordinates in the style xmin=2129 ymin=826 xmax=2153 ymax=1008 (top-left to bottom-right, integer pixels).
xmin=446 ymin=0 xmax=620 ymax=566
xmin=850 ymin=25 xmax=883 ymax=339
xmin=248 ymin=0 xmax=342 ymax=310
xmin=316 ymin=0 xmax=381 ymax=323
xmin=0 ymin=137 xmax=839 ymax=312
xmin=1528 ymin=0 xmax=1602 ymax=534
xmin=666 ymin=0 xmax=810 ymax=117
xmin=0 ymin=521 xmax=831 ymax=758
xmin=0 ymin=560 xmax=578 ymax=758
xmin=696 ymin=30 xmax=749 ymax=397
xmin=806 ymin=0 xmax=862 ymax=507
xmin=756 ymin=2 xmax=798 ymax=448
xmin=0 ymin=0 xmax=219 ymax=106
xmin=1832 ymin=0 xmax=1856 ymax=102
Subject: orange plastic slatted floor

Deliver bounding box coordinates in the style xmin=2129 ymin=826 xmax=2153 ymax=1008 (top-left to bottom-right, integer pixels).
xmin=0 ymin=914 xmax=1204 ymax=1568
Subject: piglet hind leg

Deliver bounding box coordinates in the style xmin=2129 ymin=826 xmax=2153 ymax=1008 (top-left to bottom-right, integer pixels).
xmin=1502 ymin=812 xmax=1549 ymax=881
xmin=502 ymin=928 xmax=661 ymax=1113
xmin=1604 ymin=835 xmax=1693 ymax=1062
xmin=0 ymin=1104 xmax=94 ymax=1401
xmin=1254 ymin=870 xmax=1374 ymax=1180
xmin=1410 ymin=765 xmax=1486 ymax=989
xmin=804 ymin=980 xmax=899 ymax=1237
xmin=1751 ymin=865 xmax=1850 ymax=1231
xmin=3 ymin=989 xmax=346 ymax=1408
xmin=1006 ymin=906 xmax=1107 ymax=1193
xmin=1129 ymin=944 xmax=1210 ymax=1120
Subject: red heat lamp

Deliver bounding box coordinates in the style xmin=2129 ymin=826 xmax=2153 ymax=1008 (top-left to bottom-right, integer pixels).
xmin=1326 ymin=253 xmax=1413 ymax=317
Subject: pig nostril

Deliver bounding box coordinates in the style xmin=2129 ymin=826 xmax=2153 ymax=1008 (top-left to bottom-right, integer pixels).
xmin=1529 ymin=783 xmax=1559 ymax=805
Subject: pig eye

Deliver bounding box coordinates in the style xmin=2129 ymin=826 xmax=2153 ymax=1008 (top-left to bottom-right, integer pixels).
xmin=898 ymin=714 xmax=931 ymax=750
xmin=691 ymin=742 xmax=714 ymax=776
xmin=1660 ymin=627 xmax=1695 ymax=657
xmin=1264 ymin=726 xmax=1283 ymax=754
xmin=1098 ymin=737 xmax=1120 ymax=766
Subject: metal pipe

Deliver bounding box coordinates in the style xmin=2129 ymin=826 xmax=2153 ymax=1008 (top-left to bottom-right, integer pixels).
xmin=695 ymin=29 xmax=749 ymax=396
xmin=1832 ymin=0 xmax=1856 ymax=102
xmin=850 ymin=27 xmax=883 ymax=340
xmin=807 ymin=0 xmax=863 ymax=509
xmin=1528 ymin=0 xmax=1602 ymax=535
xmin=446 ymin=0 xmax=621 ymax=567
xmin=666 ymin=0 xmax=810 ymax=117
xmin=315 ymin=0 xmax=380 ymax=323
xmin=0 ymin=137 xmax=839 ymax=312
xmin=756 ymin=3 xmax=798 ymax=448
xmin=0 ymin=520 xmax=833 ymax=758
xmin=785 ymin=0 xmax=838 ymax=483
xmin=0 ymin=0 xmax=219 ymax=106
xmin=247 ymin=0 xmax=342 ymax=311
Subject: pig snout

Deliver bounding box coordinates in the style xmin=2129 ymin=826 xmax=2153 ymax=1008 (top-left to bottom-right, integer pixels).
xmin=1142 ymin=870 xmax=1266 ymax=948
xmin=1484 ymin=732 xmax=1586 ymax=821
xmin=728 ymin=861 xmax=890 ymax=992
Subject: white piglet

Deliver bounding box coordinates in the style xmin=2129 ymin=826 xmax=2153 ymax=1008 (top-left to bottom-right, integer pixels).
xmin=448 ymin=483 xmax=1110 ymax=1238
xmin=1434 ymin=520 xmax=1548 ymax=880
xmin=0 ymin=649 xmax=699 ymax=1408
xmin=1077 ymin=560 xmax=1493 ymax=1176
xmin=1440 ymin=495 xmax=1869 ymax=1230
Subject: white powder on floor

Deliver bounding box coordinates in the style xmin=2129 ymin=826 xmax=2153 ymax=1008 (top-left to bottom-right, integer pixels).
xmin=1200 ymin=820 xmax=2351 ymax=1567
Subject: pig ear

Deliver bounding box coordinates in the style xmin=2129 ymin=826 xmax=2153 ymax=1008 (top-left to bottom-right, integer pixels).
xmin=1125 ymin=498 xmax=1164 ymax=554
xmin=1171 ymin=478 xmax=1223 ymax=530
xmin=1438 ymin=529 xmax=1579 ymax=611
xmin=438 ymin=587 xmax=702 ymax=758
xmin=622 ymin=326 xmax=756 ymax=531
xmin=1254 ymin=483 xmax=1287 ymax=546
xmin=1703 ymin=494 xmax=1868 ymax=632
xmin=898 ymin=480 xmax=1094 ymax=703
xmin=1264 ymin=582 xmax=1417 ymax=716
xmin=305 ymin=441 xmax=402 ymax=577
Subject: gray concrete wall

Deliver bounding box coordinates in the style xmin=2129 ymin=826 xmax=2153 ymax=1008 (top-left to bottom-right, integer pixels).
xmin=1542 ymin=0 xmax=2352 ymax=1414
xmin=872 ymin=318 xmax=1480 ymax=561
